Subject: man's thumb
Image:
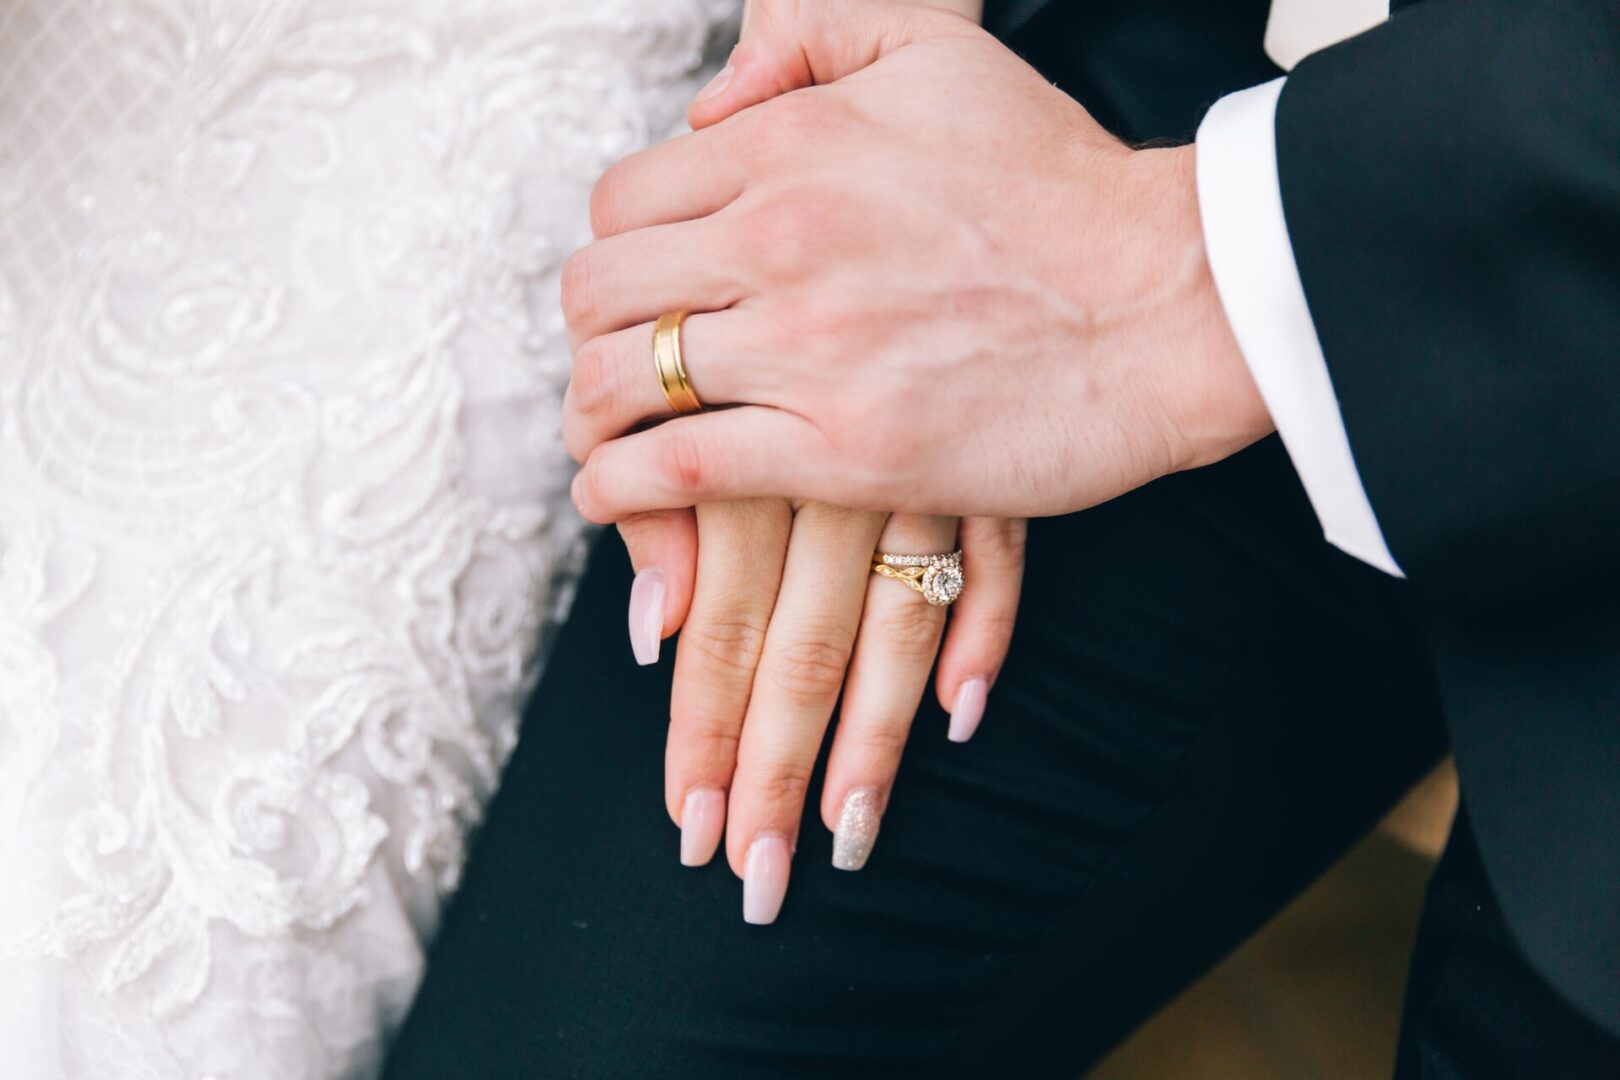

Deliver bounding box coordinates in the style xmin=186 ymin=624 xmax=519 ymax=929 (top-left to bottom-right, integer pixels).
xmin=687 ymin=0 xmax=975 ymax=129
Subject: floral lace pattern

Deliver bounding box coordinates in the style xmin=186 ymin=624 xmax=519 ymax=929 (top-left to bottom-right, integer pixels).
xmin=0 ymin=1 xmax=736 ymax=1076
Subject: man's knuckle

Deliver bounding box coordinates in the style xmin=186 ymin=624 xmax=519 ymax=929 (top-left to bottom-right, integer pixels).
xmin=588 ymin=165 xmax=628 ymax=237
xmin=747 ymin=191 xmax=826 ymax=278
xmin=577 ymin=449 xmax=622 ymax=516
xmin=762 ymin=292 xmax=842 ymax=357
xmin=769 ymin=93 xmax=834 ymax=147
xmin=743 ymin=94 xmax=843 ymax=173
xmin=568 ymin=339 xmax=615 ymax=418
xmin=561 ymin=418 xmax=590 ymax=465
xmin=559 ymin=248 xmax=597 ymax=327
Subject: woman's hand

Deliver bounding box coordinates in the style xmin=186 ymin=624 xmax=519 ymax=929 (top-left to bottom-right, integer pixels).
xmin=578 ymin=0 xmax=1031 ymax=925
xmin=616 ymin=503 xmax=1026 ymax=923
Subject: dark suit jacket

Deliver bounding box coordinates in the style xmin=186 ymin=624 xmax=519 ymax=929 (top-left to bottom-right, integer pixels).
xmin=988 ymin=0 xmax=1620 ymax=1037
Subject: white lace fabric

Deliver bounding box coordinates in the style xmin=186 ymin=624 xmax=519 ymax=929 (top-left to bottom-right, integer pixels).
xmin=0 ymin=2 xmax=736 ymax=1076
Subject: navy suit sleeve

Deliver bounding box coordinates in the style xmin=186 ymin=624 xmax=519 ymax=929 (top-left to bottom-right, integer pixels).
xmin=1275 ymin=0 xmax=1620 ymax=614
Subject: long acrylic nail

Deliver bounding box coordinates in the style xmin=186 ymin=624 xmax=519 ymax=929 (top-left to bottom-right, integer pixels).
xmin=948 ymin=678 xmax=988 ymax=743
xmin=628 ymin=568 xmax=665 ymax=666
xmin=742 ymin=834 xmax=791 ymax=925
xmin=680 ymin=787 xmax=726 ymax=867
xmin=831 ymin=788 xmax=884 ymax=871
xmin=693 ymin=63 xmax=733 ymax=104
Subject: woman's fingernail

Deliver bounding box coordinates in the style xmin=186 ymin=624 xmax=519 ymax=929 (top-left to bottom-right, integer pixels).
xmin=680 ymin=787 xmax=726 ymax=867
xmin=628 ymin=568 xmax=665 ymax=666
xmin=693 ymin=63 xmax=733 ymax=104
xmin=948 ymin=678 xmax=989 ymax=743
xmin=832 ymin=788 xmax=884 ymax=871
xmin=743 ymin=835 xmax=791 ymax=925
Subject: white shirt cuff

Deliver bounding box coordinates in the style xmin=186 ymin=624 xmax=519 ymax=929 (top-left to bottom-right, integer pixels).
xmin=1195 ymin=77 xmax=1405 ymax=578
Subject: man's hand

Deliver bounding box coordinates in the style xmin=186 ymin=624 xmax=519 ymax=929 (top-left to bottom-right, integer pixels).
xmin=562 ymin=0 xmax=1274 ymax=524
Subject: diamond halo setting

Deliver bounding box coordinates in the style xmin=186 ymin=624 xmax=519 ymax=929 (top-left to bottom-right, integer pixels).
xmin=920 ymin=561 xmax=965 ymax=606
xmin=872 ymin=549 xmax=964 ymax=607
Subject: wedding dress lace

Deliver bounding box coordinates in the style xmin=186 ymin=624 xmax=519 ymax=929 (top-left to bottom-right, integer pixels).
xmin=0 ymin=1 xmax=736 ymax=1075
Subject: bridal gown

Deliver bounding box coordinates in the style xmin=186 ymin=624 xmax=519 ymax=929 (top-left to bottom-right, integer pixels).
xmin=0 ymin=1 xmax=735 ymax=1075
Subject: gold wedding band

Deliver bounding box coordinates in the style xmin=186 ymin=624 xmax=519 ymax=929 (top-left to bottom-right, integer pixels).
xmin=654 ymin=310 xmax=703 ymax=415
xmin=871 ymin=549 xmax=965 ymax=607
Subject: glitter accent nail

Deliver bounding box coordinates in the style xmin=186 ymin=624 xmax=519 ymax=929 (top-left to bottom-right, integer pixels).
xmin=831 ymin=788 xmax=884 ymax=871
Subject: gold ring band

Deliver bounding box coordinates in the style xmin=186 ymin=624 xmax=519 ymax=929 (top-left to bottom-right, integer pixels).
xmin=654 ymin=310 xmax=703 ymax=415
xmin=870 ymin=549 xmax=965 ymax=607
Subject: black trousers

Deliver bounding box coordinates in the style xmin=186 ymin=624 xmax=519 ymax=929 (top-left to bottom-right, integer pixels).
xmin=384 ymin=440 xmax=1620 ymax=1078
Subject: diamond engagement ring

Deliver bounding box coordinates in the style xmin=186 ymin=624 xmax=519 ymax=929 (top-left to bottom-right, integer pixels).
xmin=870 ymin=549 xmax=965 ymax=607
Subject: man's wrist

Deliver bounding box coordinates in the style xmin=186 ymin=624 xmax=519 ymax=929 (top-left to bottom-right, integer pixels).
xmin=1194 ymin=80 xmax=1403 ymax=576
xmin=1140 ymin=144 xmax=1276 ymax=474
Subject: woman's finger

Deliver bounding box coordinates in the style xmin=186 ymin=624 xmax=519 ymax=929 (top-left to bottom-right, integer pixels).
xmin=615 ymin=509 xmax=699 ymax=665
xmin=935 ymin=516 xmax=1027 ymax=742
xmin=820 ymin=513 xmax=957 ymax=870
xmin=724 ymin=504 xmax=887 ymax=923
xmin=666 ymin=499 xmax=793 ymax=867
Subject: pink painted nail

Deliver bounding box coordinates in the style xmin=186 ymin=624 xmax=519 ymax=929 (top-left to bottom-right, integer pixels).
xmin=693 ymin=63 xmax=733 ymax=104
xmin=948 ymin=677 xmax=988 ymax=743
xmin=742 ymin=835 xmax=791 ymax=925
xmin=628 ymin=568 xmax=665 ymax=666
xmin=680 ymin=787 xmax=726 ymax=867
